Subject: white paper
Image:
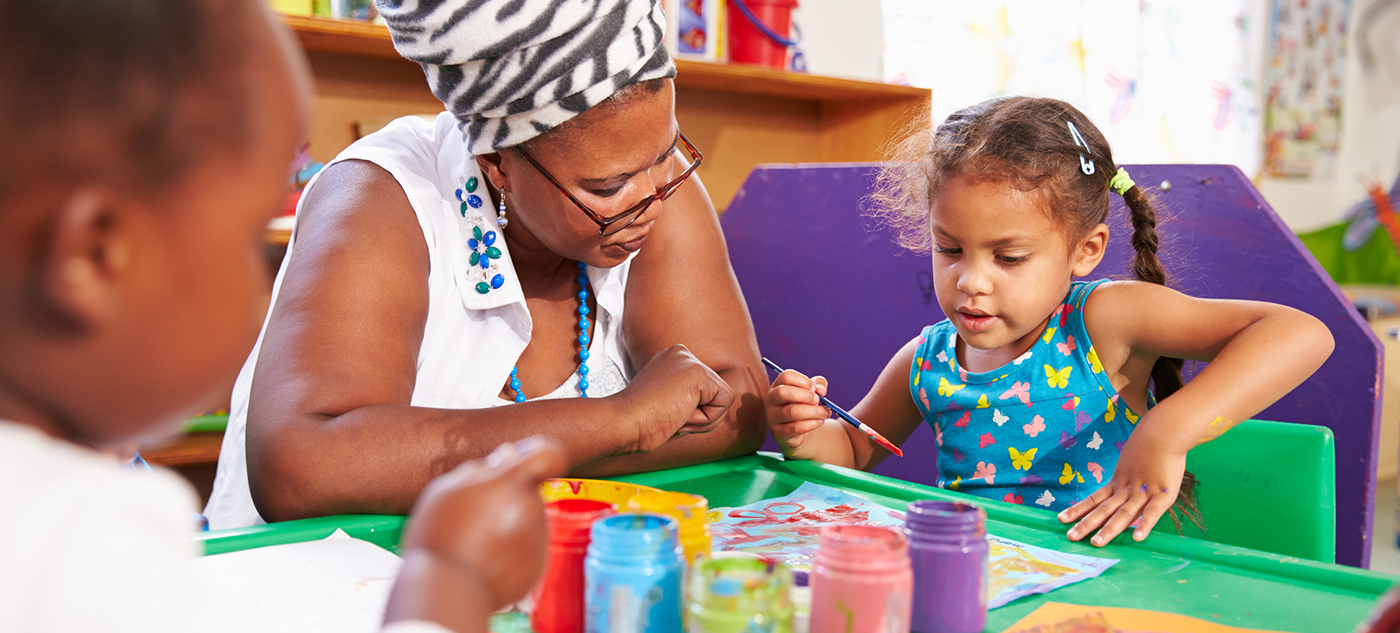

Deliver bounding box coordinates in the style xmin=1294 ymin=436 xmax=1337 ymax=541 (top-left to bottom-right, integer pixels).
xmin=193 ymin=529 xmax=403 ymax=633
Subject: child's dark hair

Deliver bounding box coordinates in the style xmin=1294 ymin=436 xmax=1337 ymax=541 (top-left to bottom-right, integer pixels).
xmin=871 ymin=96 xmax=1202 ymax=532
xmin=0 ymin=0 xmax=255 ymax=196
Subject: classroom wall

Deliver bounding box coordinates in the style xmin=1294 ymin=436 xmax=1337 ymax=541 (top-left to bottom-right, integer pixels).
xmin=1257 ymin=0 xmax=1400 ymax=231
xmin=788 ymin=0 xmax=884 ymax=82
xmin=861 ymin=0 xmax=1398 ymax=231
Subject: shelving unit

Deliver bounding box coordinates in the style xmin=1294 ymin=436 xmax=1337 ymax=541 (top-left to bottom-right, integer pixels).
xmin=282 ymin=14 xmax=930 ymax=211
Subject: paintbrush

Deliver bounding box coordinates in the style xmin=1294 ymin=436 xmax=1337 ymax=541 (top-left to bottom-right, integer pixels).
xmin=761 ymin=357 xmax=904 ymax=458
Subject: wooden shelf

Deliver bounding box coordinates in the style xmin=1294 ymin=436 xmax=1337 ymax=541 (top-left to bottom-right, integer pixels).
xmin=280 ymin=13 xmax=929 ymax=210
xmin=674 ymin=60 xmax=927 ymax=103
xmin=282 ymin=14 xmax=926 ymax=104
xmin=142 ymin=432 xmax=223 ymax=467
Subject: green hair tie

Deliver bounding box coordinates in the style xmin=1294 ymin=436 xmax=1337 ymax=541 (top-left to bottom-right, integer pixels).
xmin=1109 ymin=168 xmax=1135 ymax=196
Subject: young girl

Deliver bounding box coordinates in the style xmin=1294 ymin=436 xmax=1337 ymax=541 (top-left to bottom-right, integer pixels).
xmin=765 ymin=97 xmax=1334 ymax=547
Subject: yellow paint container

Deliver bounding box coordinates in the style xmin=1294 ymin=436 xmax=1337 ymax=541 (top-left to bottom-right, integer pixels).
xmin=539 ymin=478 xmax=660 ymax=507
xmin=626 ymin=490 xmax=713 ymax=563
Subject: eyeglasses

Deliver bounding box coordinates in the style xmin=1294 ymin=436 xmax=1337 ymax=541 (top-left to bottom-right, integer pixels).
xmin=514 ymin=133 xmax=704 ymax=237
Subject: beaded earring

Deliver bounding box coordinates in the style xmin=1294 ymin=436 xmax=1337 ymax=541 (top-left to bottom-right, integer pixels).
xmin=497 ymin=194 xmax=510 ymax=229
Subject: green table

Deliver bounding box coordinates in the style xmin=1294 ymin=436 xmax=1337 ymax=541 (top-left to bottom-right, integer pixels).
xmin=181 ymin=414 xmax=229 ymax=434
xmin=198 ymin=453 xmax=1399 ymax=632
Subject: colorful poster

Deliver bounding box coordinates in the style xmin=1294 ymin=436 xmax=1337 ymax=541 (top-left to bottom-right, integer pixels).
xmin=999 ymin=601 xmax=1290 ymax=633
xmin=710 ymin=483 xmax=1118 ymax=609
xmin=881 ymin=0 xmax=1269 ymax=177
xmin=1264 ymin=0 xmax=1352 ymax=178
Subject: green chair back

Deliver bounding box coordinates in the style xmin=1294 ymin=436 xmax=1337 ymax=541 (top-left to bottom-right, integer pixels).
xmin=1180 ymin=419 xmax=1336 ymax=563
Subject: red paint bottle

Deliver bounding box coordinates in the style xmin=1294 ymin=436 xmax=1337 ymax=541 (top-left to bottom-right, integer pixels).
xmin=532 ymin=499 xmax=616 ymax=633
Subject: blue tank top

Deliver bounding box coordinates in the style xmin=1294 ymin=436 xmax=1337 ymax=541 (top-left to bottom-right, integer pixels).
xmin=909 ymin=280 xmax=1147 ymax=512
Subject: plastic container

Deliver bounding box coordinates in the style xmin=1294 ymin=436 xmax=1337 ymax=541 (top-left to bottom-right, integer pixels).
xmin=906 ymin=500 xmax=989 ymax=633
xmin=788 ymin=566 xmax=811 ymax=633
xmin=688 ymin=552 xmax=792 ymax=633
xmin=585 ymin=513 xmax=685 ymax=633
xmin=726 ymin=0 xmax=799 ymax=69
xmin=542 ymin=478 xmax=661 ymax=507
xmin=533 ymin=500 xmax=617 ymax=633
xmin=808 ymin=525 xmax=912 ymax=633
xmin=627 ymin=490 xmax=713 ymax=564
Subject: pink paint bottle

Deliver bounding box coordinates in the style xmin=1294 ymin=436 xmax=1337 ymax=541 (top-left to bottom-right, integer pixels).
xmin=809 ymin=525 xmax=912 ymax=633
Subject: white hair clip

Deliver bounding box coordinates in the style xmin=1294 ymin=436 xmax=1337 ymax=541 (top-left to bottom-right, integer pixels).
xmin=1067 ymin=121 xmax=1095 ymax=175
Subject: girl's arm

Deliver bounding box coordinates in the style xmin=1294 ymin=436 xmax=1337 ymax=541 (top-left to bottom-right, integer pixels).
xmin=1059 ymin=281 xmax=1334 ymax=546
xmin=385 ymin=438 xmax=568 ymax=633
xmin=766 ymin=337 xmax=925 ymax=470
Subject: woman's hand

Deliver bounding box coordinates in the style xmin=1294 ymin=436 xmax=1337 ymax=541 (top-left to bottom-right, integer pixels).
xmin=614 ymin=344 xmax=734 ymax=453
xmin=1057 ymin=424 xmax=1186 ymax=546
xmin=764 ymin=370 xmax=832 ymax=458
xmin=387 ymin=437 xmax=568 ymax=629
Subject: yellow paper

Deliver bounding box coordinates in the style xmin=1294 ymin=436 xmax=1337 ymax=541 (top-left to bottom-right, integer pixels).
xmin=999 ymin=602 xmax=1290 ymax=633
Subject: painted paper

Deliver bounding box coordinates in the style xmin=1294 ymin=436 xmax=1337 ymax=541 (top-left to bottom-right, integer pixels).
xmin=708 ymin=481 xmax=907 ymax=565
xmin=985 ymin=535 xmax=1118 ymax=609
xmin=710 ymin=483 xmax=1118 ymax=609
xmin=998 ymin=601 xmax=1289 ymax=633
xmin=881 ymin=0 xmax=1268 ymax=177
xmin=1264 ymin=0 xmax=1352 ymax=178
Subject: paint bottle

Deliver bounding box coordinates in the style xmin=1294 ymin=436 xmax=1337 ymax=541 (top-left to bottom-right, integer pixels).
xmin=532 ymin=499 xmax=617 ymax=633
xmin=585 ymin=513 xmax=685 ymax=633
xmin=687 ymin=552 xmax=792 ymax=633
xmin=788 ymin=567 xmax=811 ymax=633
xmin=626 ymin=490 xmax=713 ymax=564
xmin=808 ymin=525 xmax=912 ymax=633
xmin=905 ymin=500 xmax=988 ymax=633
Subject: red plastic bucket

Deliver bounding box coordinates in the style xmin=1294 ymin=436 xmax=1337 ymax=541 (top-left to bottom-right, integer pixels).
xmin=727 ymin=0 xmax=799 ymax=69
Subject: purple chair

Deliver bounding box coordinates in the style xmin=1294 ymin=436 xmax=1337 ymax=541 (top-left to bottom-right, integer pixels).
xmin=721 ymin=163 xmax=1382 ymax=568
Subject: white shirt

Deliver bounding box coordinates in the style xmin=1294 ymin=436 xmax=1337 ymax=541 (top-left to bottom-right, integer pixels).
xmin=0 ymin=420 xmax=453 ymax=633
xmin=0 ymin=421 xmax=210 ymax=632
xmin=206 ymin=113 xmax=635 ymax=530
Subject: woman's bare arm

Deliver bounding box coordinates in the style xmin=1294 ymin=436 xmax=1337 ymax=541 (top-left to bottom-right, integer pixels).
xmin=246 ymin=161 xmax=727 ymax=521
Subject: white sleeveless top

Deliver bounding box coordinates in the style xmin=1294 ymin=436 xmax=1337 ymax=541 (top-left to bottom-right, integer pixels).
xmin=205 ymin=113 xmax=635 ymax=530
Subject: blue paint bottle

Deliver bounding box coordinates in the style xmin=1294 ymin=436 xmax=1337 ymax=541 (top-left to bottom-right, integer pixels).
xmin=585 ymin=512 xmax=684 ymax=633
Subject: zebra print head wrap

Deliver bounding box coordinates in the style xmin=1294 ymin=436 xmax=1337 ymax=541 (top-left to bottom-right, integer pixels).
xmin=379 ymin=0 xmax=677 ymax=155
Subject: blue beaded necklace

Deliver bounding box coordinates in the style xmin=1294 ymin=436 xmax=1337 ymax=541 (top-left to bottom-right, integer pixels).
xmin=508 ymin=262 xmax=592 ymax=402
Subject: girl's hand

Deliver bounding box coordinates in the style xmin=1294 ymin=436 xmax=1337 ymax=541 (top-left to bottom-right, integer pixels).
xmin=764 ymin=370 xmax=832 ymax=458
xmin=1057 ymin=426 xmax=1187 ymax=546
xmin=395 ymin=437 xmax=569 ymax=610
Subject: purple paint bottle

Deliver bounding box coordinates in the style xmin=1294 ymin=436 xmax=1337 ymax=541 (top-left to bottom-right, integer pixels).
xmin=905 ymin=500 xmax=988 ymax=633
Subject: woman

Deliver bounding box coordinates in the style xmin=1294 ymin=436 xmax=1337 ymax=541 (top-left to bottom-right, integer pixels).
xmin=205 ymin=0 xmax=765 ymax=529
